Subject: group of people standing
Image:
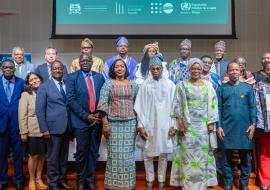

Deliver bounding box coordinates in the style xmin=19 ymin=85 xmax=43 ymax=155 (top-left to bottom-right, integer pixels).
xmin=0 ymin=36 xmax=270 ymax=190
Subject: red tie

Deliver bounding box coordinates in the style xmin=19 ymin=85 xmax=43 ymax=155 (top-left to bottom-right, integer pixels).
xmin=87 ymin=74 xmax=95 ymax=113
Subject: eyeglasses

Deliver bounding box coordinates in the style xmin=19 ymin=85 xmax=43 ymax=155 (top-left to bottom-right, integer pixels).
xmin=81 ymin=46 xmax=92 ymax=49
xmin=2 ymin=66 xmax=15 ymax=69
xmin=202 ymin=61 xmax=213 ymax=64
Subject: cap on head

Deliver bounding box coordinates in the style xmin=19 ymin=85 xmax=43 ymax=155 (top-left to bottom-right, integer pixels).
xmin=115 ymin=36 xmax=128 ymax=46
xmin=180 ymin=39 xmax=192 ymax=49
xmin=215 ymin=41 xmax=226 ymax=50
xmin=149 ymin=53 xmax=164 ymax=66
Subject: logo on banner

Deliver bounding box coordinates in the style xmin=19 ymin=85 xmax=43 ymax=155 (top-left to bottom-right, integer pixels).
xmin=69 ymin=3 xmax=82 ymax=14
xmin=181 ymin=2 xmax=191 ymax=11
xmin=163 ymin=3 xmax=173 ymax=14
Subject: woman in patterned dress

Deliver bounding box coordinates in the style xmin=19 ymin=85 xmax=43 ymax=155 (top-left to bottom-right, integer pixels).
xmin=170 ymin=58 xmax=219 ymax=190
xmin=97 ymin=59 xmax=138 ymax=190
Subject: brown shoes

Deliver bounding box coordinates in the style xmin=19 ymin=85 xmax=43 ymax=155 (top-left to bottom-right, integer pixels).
xmin=29 ymin=181 xmax=36 ymax=190
xmin=36 ymin=180 xmax=48 ymax=190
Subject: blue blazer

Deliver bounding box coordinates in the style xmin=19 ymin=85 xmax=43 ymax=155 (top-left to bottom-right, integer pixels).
xmin=36 ymin=79 xmax=69 ymax=135
xmin=66 ymin=70 xmax=105 ymax=129
xmin=0 ymin=76 xmax=24 ymax=134
xmin=35 ymin=63 xmax=68 ymax=82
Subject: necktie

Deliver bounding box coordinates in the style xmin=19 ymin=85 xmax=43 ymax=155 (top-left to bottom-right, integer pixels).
xmin=58 ymin=81 xmax=66 ymax=103
xmin=15 ymin=64 xmax=20 ymax=77
xmin=87 ymin=74 xmax=95 ymax=113
xmin=6 ymin=80 xmax=12 ymax=102
xmin=48 ymin=65 xmax=52 ymax=79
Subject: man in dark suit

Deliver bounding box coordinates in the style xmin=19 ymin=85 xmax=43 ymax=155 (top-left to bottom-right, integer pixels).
xmin=35 ymin=47 xmax=68 ymax=81
xmin=0 ymin=60 xmax=24 ymax=190
xmin=36 ymin=60 xmax=72 ymax=190
xmin=66 ymin=53 xmax=105 ymax=190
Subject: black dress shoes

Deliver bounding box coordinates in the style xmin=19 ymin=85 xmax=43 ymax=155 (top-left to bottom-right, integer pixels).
xmin=76 ymin=184 xmax=84 ymax=190
xmin=15 ymin=183 xmax=24 ymax=190
xmin=240 ymin=186 xmax=249 ymax=190
xmin=224 ymin=185 xmax=232 ymax=190
xmin=0 ymin=184 xmax=7 ymax=190
xmin=58 ymin=182 xmax=73 ymax=190
xmin=89 ymin=183 xmax=98 ymax=190
xmin=49 ymin=185 xmax=59 ymax=190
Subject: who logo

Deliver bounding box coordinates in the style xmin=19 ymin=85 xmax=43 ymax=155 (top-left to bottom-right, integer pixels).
xmin=180 ymin=2 xmax=191 ymax=11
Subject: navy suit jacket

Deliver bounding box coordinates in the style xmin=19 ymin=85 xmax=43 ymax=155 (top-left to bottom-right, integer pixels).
xmin=66 ymin=70 xmax=105 ymax=129
xmin=0 ymin=76 xmax=24 ymax=134
xmin=36 ymin=79 xmax=69 ymax=135
xmin=35 ymin=63 xmax=68 ymax=82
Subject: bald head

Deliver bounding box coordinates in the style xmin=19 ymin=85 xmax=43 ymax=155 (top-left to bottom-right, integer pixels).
xmin=261 ymin=53 xmax=270 ymax=66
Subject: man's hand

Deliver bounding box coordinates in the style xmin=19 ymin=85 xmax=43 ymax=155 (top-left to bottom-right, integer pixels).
xmin=168 ymin=127 xmax=176 ymax=137
xmin=139 ymin=128 xmax=148 ymax=140
xmin=246 ymin=125 xmax=255 ymax=140
xmin=217 ymin=127 xmax=225 ymax=141
xmin=21 ymin=134 xmax=28 ymax=142
xmin=207 ymin=124 xmax=215 ymax=133
xmin=43 ymin=131 xmax=50 ymax=139
xmin=88 ymin=114 xmax=101 ymax=126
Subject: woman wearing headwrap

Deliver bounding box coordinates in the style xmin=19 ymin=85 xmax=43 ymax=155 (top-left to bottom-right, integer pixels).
xmin=170 ymin=58 xmax=218 ymax=190
xmin=135 ymin=42 xmax=169 ymax=85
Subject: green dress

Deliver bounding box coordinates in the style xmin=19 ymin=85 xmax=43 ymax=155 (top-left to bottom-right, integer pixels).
xmin=170 ymin=80 xmax=218 ymax=190
xmin=97 ymin=80 xmax=138 ymax=190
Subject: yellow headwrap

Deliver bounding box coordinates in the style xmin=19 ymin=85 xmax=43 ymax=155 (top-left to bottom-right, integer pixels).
xmin=143 ymin=42 xmax=159 ymax=54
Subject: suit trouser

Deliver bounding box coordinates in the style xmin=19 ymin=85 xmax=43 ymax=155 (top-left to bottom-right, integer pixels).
xmin=74 ymin=124 xmax=102 ymax=184
xmin=144 ymin=153 xmax=168 ymax=182
xmin=0 ymin=124 xmax=24 ymax=184
xmin=222 ymin=149 xmax=252 ymax=187
xmin=47 ymin=132 xmax=69 ymax=186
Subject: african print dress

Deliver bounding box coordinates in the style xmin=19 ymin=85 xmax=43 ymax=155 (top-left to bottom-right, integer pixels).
xmin=170 ymin=80 xmax=219 ymax=190
xmin=97 ymin=80 xmax=138 ymax=190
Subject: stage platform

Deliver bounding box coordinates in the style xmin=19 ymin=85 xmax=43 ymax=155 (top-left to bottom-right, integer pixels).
xmin=6 ymin=161 xmax=259 ymax=190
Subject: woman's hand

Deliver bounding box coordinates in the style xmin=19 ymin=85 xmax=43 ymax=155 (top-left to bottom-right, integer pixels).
xmin=178 ymin=118 xmax=187 ymax=136
xmin=21 ymin=134 xmax=28 ymax=142
xmin=103 ymin=124 xmax=111 ymax=139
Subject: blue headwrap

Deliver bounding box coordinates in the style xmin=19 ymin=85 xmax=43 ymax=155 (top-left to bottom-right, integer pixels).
xmin=149 ymin=53 xmax=164 ymax=66
xmin=115 ymin=36 xmax=128 ymax=46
